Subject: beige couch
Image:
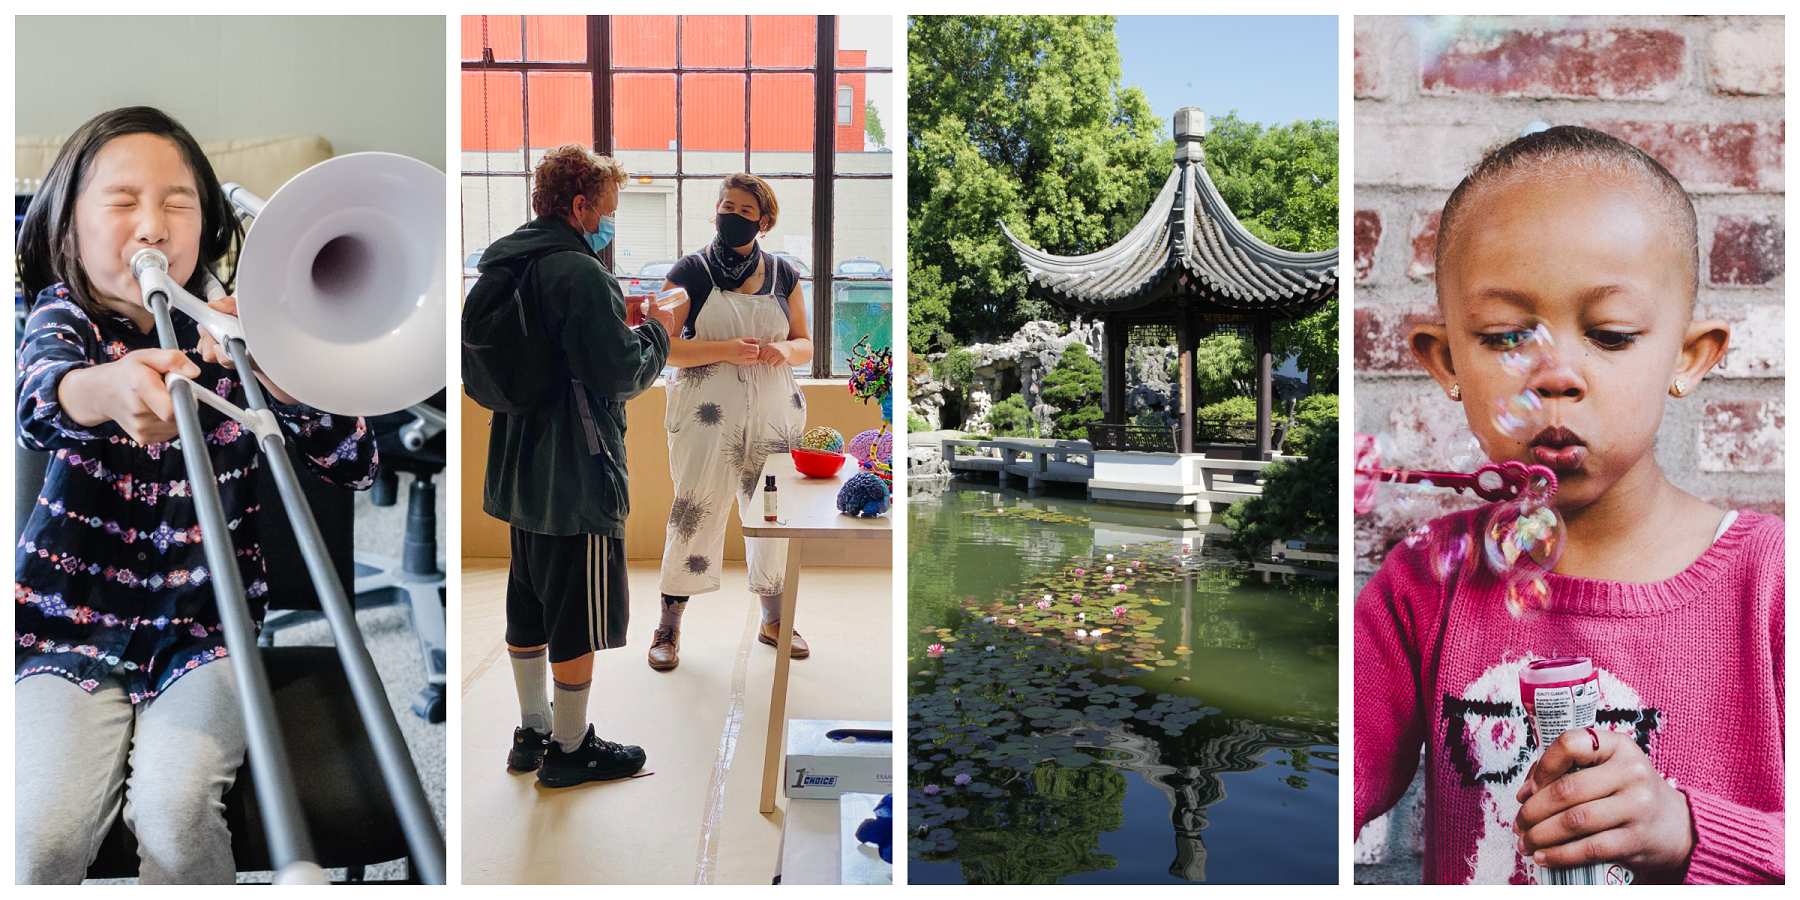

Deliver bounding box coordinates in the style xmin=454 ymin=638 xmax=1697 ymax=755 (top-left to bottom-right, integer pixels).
xmin=16 ymin=135 xmax=334 ymax=200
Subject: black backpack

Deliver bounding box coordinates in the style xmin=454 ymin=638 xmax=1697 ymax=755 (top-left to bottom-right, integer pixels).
xmin=461 ymin=251 xmax=571 ymax=413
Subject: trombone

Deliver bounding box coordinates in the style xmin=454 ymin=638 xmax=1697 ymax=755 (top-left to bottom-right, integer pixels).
xmin=129 ymin=151 xmax=446 ymax=884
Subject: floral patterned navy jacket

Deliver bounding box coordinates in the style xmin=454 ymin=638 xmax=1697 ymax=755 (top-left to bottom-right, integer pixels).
xmin=15 ymin=284 xmax=379 ymax=703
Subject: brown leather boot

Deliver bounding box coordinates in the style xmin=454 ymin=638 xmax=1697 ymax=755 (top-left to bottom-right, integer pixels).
xmin=757 ymin=621 xmax=810 ymax=659
xmin=648 ymin=625 xmax=680 ymax=671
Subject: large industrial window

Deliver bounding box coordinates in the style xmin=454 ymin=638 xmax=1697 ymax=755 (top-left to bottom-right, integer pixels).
xmin=461 ymin=15 xmax=894 ymax=378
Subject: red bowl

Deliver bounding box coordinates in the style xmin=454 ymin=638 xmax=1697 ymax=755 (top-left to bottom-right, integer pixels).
xmin=791 ymin=447 xmax=847 ymax=478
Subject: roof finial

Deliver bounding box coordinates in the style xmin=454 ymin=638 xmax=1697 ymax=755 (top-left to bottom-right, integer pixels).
xmin=1174 ymin=107 xmax=1206 ymax=165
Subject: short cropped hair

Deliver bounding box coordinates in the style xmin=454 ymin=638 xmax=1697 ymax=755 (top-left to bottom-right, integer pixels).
xmin=719 ymin=172 xmax=779 ymax=231
xmin=531 ymin=144 xmax=626 ymax=219
xmin=1435 ymin=125 xmax=1698 ymax=301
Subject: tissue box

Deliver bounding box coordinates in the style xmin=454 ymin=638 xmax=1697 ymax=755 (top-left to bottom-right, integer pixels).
xmin=775 ymin=794 xmax=890 ymax=885
xmin=783 ymin=720 xmax=893 ymax=800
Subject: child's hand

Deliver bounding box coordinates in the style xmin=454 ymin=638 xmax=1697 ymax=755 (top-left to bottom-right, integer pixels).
xmin=60 ymin=349 xmax=200 ymax=445
xmin=194 ymin=295 xmax=300 ymax=405
xmin=1515 ymin=728 xmax=1694 ymax=880
xmin=195 ymin=296 xmax=239 ymax=368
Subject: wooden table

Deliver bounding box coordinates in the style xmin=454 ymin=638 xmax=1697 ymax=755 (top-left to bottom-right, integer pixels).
xmin=742 ymin=454 xmax=892 ymax=814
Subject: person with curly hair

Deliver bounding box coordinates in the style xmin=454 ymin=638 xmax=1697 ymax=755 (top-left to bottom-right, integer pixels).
xmin=477 ymin=144 xmax=681 ymax=788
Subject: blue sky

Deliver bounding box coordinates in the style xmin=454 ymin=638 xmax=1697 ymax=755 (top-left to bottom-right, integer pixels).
xmin=1113 ymin=16 xmax=1338 ymax=129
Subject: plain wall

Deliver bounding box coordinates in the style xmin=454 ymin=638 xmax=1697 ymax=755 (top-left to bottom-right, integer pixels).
xmin=15 ymin=16 xmax=446 ymax=169
xmin=462 ymin=383 xmax=888 ymax=564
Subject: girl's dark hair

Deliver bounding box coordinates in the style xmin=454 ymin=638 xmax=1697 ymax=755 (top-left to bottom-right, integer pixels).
xmin=15 ymin=106 xmax=241 ymax=315
xmin=1436 ymin=125 xmax=1699 ymax=299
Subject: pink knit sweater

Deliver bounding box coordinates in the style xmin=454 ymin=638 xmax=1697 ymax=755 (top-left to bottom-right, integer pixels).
xmin=1354 ymin=507 xmax=1784 ymax=884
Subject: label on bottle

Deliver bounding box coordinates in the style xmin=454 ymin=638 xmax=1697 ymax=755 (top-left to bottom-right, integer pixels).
xmin=1519 ymin=657 xmax=1631 ymax=886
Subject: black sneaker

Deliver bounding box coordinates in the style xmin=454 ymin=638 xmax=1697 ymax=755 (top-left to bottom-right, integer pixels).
xmin=508 ymin=725 xmax=551 ymax=772
xmin=537 ymin=725 xmax=648 ymax=788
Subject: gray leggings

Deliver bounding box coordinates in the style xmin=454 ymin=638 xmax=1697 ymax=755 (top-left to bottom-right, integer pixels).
xmin=14 ymin=661 xmax=245 ymax=884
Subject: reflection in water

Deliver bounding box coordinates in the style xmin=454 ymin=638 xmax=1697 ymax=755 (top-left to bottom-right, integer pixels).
xmin=909 ymin=485 xmax=1337 ymax=884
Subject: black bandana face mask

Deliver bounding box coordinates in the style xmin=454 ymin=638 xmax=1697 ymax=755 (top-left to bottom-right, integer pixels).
xmin=715 ymin=211 xmax=762 ymax=248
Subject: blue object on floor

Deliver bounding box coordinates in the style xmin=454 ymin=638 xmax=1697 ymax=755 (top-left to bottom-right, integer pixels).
xmin=854 ymin=793 xmax=893 ymax=864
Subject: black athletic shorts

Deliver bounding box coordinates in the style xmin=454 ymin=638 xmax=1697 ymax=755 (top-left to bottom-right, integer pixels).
xmin=504 ymin=528 xmax=629 ymax=662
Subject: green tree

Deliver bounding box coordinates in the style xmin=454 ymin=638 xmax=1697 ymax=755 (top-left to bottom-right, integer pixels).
xmin=1219 ymin=420 xmax=1337 ymax=563
xmin=984 ymin=395 xmax=1033 ymax=437
xmin=1193 ymin=330 xmax=1253 ymax=405
xmin=1039 ymin=343 xmax=1103 ymax=440
xmin=1202 ymin=114 xmax=1340 ymax=391
xmin=1283 ymin=392 xmax=1339 ymax=451
xmin=907 ymin=15 xmax=1166 ymax=350
xmin=865 ymin=99 xmax=888 ymax=150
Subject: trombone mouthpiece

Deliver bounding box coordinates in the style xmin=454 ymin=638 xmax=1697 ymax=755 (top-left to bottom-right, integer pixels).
xmin=130 ymin=248 xmax=170 ymax=280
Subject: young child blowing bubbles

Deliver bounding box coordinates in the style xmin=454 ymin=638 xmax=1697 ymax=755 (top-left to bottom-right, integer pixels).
xmin=1354 ymin=126 xmax=1782 ymax=884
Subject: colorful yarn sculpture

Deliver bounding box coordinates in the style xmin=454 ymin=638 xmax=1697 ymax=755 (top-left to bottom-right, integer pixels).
xmin=801 ymin=425 xmax=845 ymax=453
xmin=847 ymin=428 xmax=892 ymax=466
xmin=836 ymin=470 xmax=891 ymax=518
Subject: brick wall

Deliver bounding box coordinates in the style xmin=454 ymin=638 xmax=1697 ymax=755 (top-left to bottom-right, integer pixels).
xmin=1351 ymin=15 xmax=1784 ymax=882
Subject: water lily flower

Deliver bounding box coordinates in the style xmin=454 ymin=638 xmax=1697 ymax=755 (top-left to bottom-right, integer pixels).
xmin=923 ymin=784 xmax=941 ymax=796
xmin=953 ymin=773 xmax=972 ymax=786
xmin=1105 ymin=566 xmax=1115 ymax=574
xmin=1071 ymin=593 xmax=1084 ymax=603
xmin=982 ymin=616 xmax=996 ymax=623
xmin=1076 ymin=612 xmax=1086 ymax=622
xmin=1042 ymin=593 xmax=1054 ymax=603
xmin=1110 ymin=583 xmax=1125 ymax=593
xmin=926 ymin=643 xmax=945 ymax=658
xmin=1074 ymin=629 xmax=1088 ymax=638
xmin=1073 ymin=567 xmax=1086 ymax=576
xmin=985 ymin=645 xmax=995 ymax=652
xmin=1125 ymin=567 xmax=1134 ymax=574
xmin=1112 ymin=605 xmax=1127 ymax=618
xmin=1105 ymin=553 xmax=1115 ymax=562
xmin=1035 ymin=598 xmax=1052 ymax=610
xmin=1007 ymin=618 xmax=1016 ymax=625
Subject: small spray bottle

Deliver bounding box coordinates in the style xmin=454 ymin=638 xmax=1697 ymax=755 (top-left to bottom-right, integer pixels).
xmin=763 ymin=474 xmax=778 ymax=522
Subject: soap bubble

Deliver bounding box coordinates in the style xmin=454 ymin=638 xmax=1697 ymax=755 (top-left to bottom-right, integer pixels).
xmin=1498 ymin=322 xmax=1556 ymax=379
xmin=1449 ymin=435 xmax=1487 ymax=473
xmin=1493 ymin=390 xmax=1545 ymax=439
xmin=1504 ymin=572 xmax=1553 ymax=619
xmin=1430 ymin=530 xmax=1474 ymax=582
xmin=1482 ymin=499 xmax=1565 ymax=581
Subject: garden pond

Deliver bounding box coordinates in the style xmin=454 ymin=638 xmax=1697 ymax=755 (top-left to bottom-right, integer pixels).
xmin=907 ymin=484 xmax=1337 ymax=884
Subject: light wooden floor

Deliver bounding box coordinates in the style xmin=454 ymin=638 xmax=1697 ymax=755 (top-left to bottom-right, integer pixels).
xmin=459 ymin=558 xmax=892 ymax=884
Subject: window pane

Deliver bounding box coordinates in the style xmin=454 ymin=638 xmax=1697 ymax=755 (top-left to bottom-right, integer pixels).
xmin=837 ymin=16 xmax=893 ymax=68
xmin=462 ymin=15 xmax=522 ymax=62
xmin=681 ymin=73 xmax=746 ymax=172
xmin=750 ymin=73 xmax=812 ymax=175
xmin=835 ymin=72 xmax=893 ymax=174
xmin=612 ymin=15 xmax=675 ymax=67
xmin=613 ymin=177 xmax=679 ymax=293
xmin=526 ymin=72 xmax=592 ymax=162
xmin=681 ymin=15 xmax=744 ymax=68
xmin=751 ymin=15 xmax=813 ymax=67
xmin=612 ymin=73 xmax=676 ymax=175
xmin=461 ymin=175 xmax=529 ymax=268
xmin=461 ymin=71 xmax=525 ymax=172
xmin=679 ymin=177 xmax=725 ymax=257
xmin=525 ymin=15 xmax=585 ymax=62
xmin=831 ymin=178 xmax=893 ymax=375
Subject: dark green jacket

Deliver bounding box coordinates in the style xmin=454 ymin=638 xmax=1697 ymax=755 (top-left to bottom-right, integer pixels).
xmin=479 ymin=216 xmax=669 ymax=536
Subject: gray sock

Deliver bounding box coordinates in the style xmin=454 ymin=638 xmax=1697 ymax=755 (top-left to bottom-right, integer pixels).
xmin=660 ymin=594 xmax=689 ymax=631
xmin=509 ymin=647 xmax=551 ymax=732
xmin=551 ymin=678 xmax=592 ymax=752
xmin=758 ymin=591 xmax=783 ymax=626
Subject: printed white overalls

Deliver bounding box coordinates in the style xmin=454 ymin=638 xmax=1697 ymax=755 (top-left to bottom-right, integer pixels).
xmin=659 ymin=265 xmax=807 ymax=602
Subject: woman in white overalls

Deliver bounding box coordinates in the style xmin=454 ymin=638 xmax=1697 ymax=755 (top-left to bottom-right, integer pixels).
xmin=650 ymin=174 xmax=811 ymax=671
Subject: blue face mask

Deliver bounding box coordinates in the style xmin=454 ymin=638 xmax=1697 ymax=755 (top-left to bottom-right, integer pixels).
xmin=586 ymin=214 xmax=615 ymax=253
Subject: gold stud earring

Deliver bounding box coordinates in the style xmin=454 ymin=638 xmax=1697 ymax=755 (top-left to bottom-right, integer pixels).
xmin=1669 ymin=377 xmax=1689 ymax=398
xmin=1448 ymin=383 xmax=1462 ymax=401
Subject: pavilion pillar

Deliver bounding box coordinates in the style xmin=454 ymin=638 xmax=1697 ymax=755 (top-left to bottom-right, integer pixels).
xmin=1254 ymin=318 xmax=1273 ymax=459
xmin=1176 ymin=310 xmax=1194 ymax=454
xmin=1104 ymin=316 xmax=1127 ymax=426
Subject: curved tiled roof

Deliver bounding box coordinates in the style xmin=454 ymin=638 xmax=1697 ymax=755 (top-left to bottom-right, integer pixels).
xmin=1004 ymin=161 xmax=1338 ymax=316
